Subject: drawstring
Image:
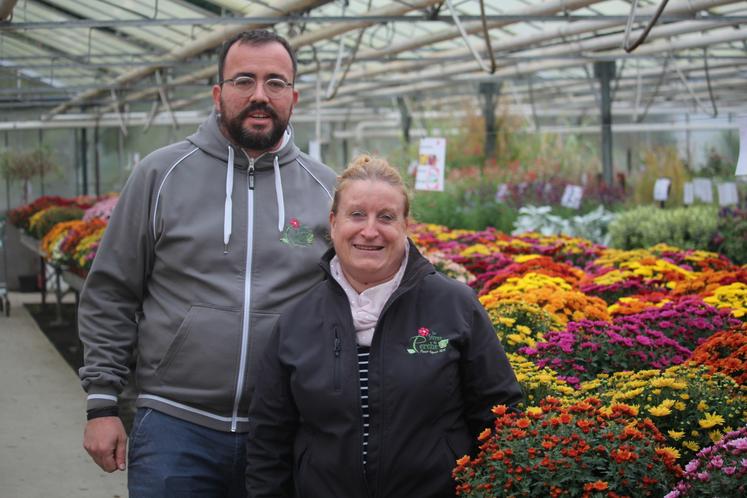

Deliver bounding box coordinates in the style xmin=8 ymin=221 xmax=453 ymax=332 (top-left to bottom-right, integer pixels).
xmin=223 ymin=146 xmax=234 ymax=253
xmin=273 ymin=155 xmax=285 ymax=232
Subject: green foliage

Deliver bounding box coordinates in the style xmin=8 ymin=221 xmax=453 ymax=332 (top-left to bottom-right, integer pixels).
xmin=512 ymin=205 xmax=617 ymax=245
xmin=709 ymin=208 xmax=747 ymax=265
xmin=608 ymin=205 xmax=718 ymax=250
xmin=410 ymin=182 xmax=518 ymax=232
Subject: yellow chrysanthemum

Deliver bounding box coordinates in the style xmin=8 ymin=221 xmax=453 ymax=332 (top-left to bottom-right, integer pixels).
xmin=648 ymin=405 xmax=672 ymax=417
xmin=698 ymin=412 xmax=725 ymax=429
xmin=667 ymin=430 xmax=685 ymax=440
xmin=659 ymin=447 xmax=681 ymax=460
xmin=683 ymin=440 xmax=700 ymax=452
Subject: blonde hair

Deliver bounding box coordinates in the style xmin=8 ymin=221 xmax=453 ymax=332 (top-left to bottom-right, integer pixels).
xmin=331 ymin=154 xmax=410 ymax=218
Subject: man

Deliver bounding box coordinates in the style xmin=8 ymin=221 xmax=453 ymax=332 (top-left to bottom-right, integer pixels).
xmin=78 ymin=30 xmax=337 ymax=497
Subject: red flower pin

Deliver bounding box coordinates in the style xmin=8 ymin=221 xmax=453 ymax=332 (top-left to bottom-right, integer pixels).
xmin=289 ymin=218 xmax=300 ymax=229
xmin=418 ymin=327 xmax=430 ymax=337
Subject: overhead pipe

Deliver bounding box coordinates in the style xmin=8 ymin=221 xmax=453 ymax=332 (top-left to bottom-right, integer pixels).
xmin=92 ymin=0 xmax=443 ymax=118
xmin=312 ymin=0 xmax=738 ymax=103
xmin=323 ymin=21 xmax=747 ymax=107
xmin=43 ymin=0 xmax=331 ymax=120
xmin=0 ymin=0 xmax=17 ymax=21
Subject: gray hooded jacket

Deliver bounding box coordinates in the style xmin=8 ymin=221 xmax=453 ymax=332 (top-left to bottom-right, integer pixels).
xmin=78 ymin=110 xmax=337 ymax=432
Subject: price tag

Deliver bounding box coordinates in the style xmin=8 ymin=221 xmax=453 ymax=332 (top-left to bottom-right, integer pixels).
xmin=683 ymin=182 xmax=694 ymax=205
xmin=737 ymin=118 xmax=747 ymax=176
xmin=717 ymin=182 xmax=738 ymax=206
xmin=560 ymin=184 xmax=583 ymax=209
xmin=653 ymin=178 xmax=671 ymax=202
xmin=692 ymin=178 xmax=713 ymax=203
xmin=495 ymin=183 xmax=509 ymax=202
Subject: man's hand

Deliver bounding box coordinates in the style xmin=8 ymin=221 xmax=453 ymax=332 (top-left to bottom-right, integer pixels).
xmin=83 ymin=416 xmax=127 ymax=472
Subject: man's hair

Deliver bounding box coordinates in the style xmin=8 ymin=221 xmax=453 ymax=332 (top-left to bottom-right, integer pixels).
xmin=217 ymin=29 xmax=297 ymax=82
xmin=332 ymin=154 xmax=410 ymax=219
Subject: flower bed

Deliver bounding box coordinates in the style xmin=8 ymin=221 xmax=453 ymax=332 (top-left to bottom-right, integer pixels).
xmin=409 ymin=222 xmax=747 ymax=493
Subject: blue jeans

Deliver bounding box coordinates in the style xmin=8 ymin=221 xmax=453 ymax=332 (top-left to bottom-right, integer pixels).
xmin=128 ymin=408 xmax=247 ymax=498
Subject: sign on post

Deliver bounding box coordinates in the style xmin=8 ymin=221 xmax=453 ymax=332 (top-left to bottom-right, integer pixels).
xmin=717 ymin=182 xmax=739 ymax=206
xmin=737 ymin=117 xmax=747 ymax=177
xmin=683 ymin=182 xmax=694 ymax=205
xmin=653 ymin=178 xmax=671 ymax=202
xmin=415 ymin=138 xmax=446 ymax=191
xmin=560 ymin=185 xmax=583 ymax=209
xmin=692 ymin=178 xmax=713 ymax=203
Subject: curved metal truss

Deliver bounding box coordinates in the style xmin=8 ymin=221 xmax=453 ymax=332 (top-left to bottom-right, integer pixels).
xmin=0 ymin=0 xmax=745 ymax=131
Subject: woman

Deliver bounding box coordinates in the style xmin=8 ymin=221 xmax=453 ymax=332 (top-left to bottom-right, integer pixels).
xmin=245 ymin=155 xmax=522 ymax=498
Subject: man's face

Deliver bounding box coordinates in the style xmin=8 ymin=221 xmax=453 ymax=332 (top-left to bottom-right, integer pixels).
xmin=212 ymin=41 xmax=298 ymax=156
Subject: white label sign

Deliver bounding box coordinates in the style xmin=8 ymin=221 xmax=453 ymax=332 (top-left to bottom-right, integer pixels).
xmin=692 ymin=178 xmax=713 ymax=203
xmin=495 ymin=183 xmax=509 ymax=202
xmin=737 ymin=118 xmax=747 ymax=176
xmin=653 ymin=178 xmax=671 ymax=201
xmin=683 ymin=182 xmax=694 ymax=205
xmin=415 ymin=138 xmax=446 ymax=191
xmin=717 ymin=182 xmax=739 ymax=206
xmin=560 ymin=184 xmax=583 ymax=209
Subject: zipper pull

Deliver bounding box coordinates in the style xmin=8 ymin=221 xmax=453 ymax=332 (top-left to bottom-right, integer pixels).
xmin=248 ymin=158 xmax=255 ymax=190
xmin=334 ymin=331 xmax=341 ymax=358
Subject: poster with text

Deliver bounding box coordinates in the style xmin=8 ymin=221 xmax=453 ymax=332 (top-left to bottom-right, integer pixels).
xmin=415 ymin=138 xmax=446 ymax=191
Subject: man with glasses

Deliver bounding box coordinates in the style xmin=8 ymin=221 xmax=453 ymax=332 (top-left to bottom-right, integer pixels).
xmin=78 ymin=30 xmax=336 ymax=498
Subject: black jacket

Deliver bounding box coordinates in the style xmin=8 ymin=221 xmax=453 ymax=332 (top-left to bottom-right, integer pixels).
xmin=246 ymin=242 xmax=522 ymax=498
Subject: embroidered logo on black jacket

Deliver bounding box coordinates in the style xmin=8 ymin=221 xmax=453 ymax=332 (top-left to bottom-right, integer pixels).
xmin=406 ymin=327 xmax=449 ymax=354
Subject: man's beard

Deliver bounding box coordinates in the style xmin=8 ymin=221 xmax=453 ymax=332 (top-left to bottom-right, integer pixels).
xmin=221 ymin=101 xmax=288 ymax=151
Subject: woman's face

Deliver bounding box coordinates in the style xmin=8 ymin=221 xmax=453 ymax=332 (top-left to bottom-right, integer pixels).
xmin=330 ymin=179 xmax=408 ymax=293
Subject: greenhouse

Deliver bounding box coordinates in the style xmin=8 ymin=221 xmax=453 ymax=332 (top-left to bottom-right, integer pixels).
xmin=1 ymin=1 xmax=746 ymax=497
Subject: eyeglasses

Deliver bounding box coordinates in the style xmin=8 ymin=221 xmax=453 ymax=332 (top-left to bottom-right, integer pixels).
xmin=219 ymin=76 xmax=293 ymax=96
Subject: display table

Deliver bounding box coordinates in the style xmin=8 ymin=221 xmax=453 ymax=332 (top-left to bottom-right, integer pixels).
xmin=18 ymin=232 xmax=49 ymax=307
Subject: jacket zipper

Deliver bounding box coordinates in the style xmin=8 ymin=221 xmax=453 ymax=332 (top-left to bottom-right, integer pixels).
xmin=333 ymin=328 xmax=342 ymax=392
xmin=232 ymin=156 xmax=255 ymax=431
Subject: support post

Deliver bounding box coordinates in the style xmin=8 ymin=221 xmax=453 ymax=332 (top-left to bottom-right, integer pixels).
xmin=594 ymin=61 xmax=615 ymax=187
xmin=80 ymin=128 xmax=88 ymax=195
xmin=479 ymin=81 xmax=502 ymax=172
xmin=94 ymin=125 xmax=101 ymax=196
xmin=396 ymin=96 xmax=412 ymax=145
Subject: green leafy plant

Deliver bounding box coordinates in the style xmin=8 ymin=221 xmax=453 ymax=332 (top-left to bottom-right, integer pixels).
xmin=608 ymin=205 xmax=718 ymax=250
xmin=709 ymin=208 xmax=747 ymax=265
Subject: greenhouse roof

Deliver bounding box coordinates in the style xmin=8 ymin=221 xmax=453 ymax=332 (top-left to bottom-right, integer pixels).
xmin=0 ymin=0 xmax=745 ymax=131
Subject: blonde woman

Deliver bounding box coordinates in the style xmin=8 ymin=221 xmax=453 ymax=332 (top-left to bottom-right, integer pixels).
xmin=246 ymin=155 xmax=521 ymax=498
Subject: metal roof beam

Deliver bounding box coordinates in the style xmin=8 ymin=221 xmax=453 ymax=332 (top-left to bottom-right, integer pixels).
xmin=41 ymin=0 xmax=332 ymax=120
xmin=91 ymin=0 xmax=445 ymax=117
xmin=6 ymin=13 xmax=747 ymax=30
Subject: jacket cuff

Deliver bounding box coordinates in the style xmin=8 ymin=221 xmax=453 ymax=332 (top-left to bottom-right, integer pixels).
xmin=85 ymin=386 xmax=119 ymax=411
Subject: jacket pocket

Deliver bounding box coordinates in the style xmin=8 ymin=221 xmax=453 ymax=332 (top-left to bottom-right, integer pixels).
xmin=155 ymin=305 xmax=241 ymax=407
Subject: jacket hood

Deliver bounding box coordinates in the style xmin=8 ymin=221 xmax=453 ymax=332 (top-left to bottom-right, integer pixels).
xmin=186 ymin=108 xmax=301 ymax=170
xmin=186 ymin=109 xmax=306 ymax=250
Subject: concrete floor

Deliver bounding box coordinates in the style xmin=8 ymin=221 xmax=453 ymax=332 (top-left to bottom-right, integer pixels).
xmin=0 ymin=292 xmax=127 ymax=498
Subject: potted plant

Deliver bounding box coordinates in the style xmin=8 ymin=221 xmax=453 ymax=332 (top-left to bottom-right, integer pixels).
xmin=0 ymin=147 xmax=58 ymax=205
